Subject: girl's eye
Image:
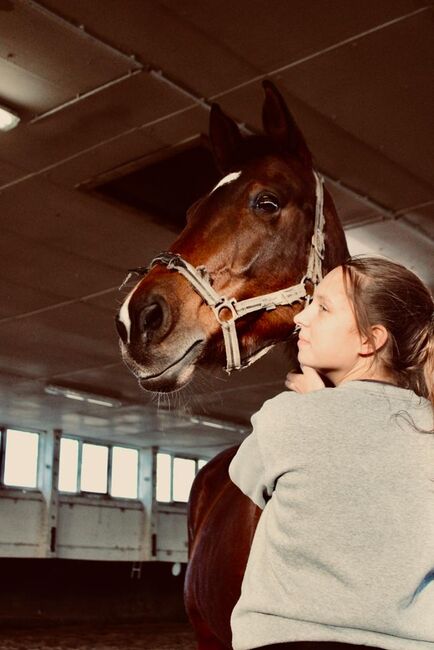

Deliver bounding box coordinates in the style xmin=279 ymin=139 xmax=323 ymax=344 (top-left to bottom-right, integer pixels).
xmin=253 ymin=192 xmax=280 ymax=215
xmin=319 ymin=304 xmax=328 ymax=312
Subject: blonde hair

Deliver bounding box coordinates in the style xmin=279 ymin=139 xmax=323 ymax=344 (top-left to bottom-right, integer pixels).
xmin=342 ymin=256 xmax=434 ymax=406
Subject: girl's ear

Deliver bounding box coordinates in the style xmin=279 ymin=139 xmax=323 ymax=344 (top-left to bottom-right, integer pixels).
xmin=359 ymin=325 xmax=389 ymax=356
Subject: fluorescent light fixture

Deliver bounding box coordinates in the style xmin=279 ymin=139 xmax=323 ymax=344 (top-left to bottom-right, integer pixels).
xmin=44 ymin=384 xmax=122 ymax=408
xmin=190 ymin=416 xmax=248 ymax=434
xmin=0 ymin=105 xmax=20 ymax=132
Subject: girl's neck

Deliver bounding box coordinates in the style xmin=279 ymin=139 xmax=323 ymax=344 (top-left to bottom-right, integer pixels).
xmin=329 ymin=361 xmax=395 ymax=387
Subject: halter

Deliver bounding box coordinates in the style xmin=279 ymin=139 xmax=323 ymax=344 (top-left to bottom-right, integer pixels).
xmin=121 ymin=171 xmax=326 ymax=374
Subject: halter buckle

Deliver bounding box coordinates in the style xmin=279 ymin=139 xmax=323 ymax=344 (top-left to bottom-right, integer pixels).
xmin=213 ymin=297 xmax=239 ymax=325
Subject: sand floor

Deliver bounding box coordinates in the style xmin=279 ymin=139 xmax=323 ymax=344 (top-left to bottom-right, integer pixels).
xmin=0 ymin=622 xmax=196 ymax=650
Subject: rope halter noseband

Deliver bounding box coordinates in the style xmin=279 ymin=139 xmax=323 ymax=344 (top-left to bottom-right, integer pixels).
xmin=121 ymin=171 xmax=326 ymax=374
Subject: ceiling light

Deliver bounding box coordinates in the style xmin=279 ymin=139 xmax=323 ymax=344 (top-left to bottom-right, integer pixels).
xmin=44 ymin=384 xmax=122 ymax=408
xmin=0 ymin=105 xmax=20 ymax=132
xmin=189 ymin=416 xmax=248 ymax=434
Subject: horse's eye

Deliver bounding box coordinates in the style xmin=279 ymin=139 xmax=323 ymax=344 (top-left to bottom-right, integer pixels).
xmin=253 ymin=192 xmax=280 ymax=214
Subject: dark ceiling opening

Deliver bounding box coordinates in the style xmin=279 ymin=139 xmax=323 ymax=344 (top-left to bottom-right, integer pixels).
xmin=93 ymin=139 xmax=220 ymax=231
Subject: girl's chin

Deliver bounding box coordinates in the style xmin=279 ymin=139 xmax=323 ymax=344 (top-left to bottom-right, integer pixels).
xmin=297 ymin=351 xmax=312 ymax=364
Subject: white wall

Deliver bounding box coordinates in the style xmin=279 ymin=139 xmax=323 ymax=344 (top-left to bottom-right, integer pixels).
xmin=0 ymin=432 xmax=189 ymax=563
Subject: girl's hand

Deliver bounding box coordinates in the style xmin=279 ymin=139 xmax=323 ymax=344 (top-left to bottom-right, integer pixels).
xmin=285 ymin=365 xmax=326 ymax=393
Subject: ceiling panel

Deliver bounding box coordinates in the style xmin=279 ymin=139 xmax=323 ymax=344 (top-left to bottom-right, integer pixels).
xmin=346 ymin=219 xmax=434 ymax=290
xmin=0 ymin=0 xmax=140 ymax=115
xmin=325 ymin=181 xmax=383 ymax=228
xmin=162 ymin=0 xmax=427 ymax=79
xmin=0 ymin=301 xmax=118 ymax=379
xmin=0 ymin=277 xmax=63 ymax=319
xmin=273 ymin=9 xmax=433 ymax=185
xmin=0 ymin=72 xmax=192 ymax=173
xmin=0 ymin=158 xmax=28 ymax=185
xmin=40 ymin=0 xmax=258 ymax=98
xmin=48 ymin=105 xmax=208 ymax=189
xmin=402 ymin=204 xmax=434 ymax=241
xmin=41 ymin=0 xmax=428 ymax=100
xmin=49 ymin=362 xmax=150 ymax=403
xmin=0 ymin=59 xmax=67 ymax=117
xmin=0 ymin=177 xmax=172 ymax=272
xmin=0 ymin=230 xmax=122 ymax=299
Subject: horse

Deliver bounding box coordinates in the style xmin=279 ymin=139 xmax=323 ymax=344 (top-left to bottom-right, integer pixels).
xmin=115 ymin=80 xmax=349 ymax=649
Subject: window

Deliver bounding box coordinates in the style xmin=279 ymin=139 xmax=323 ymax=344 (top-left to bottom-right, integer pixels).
xmin=156 ymin=453 xmax=208 ymax=503
xmin=156 ymin=453 xmax=171 ymax=503
xmin=111 ymin=446 xmax=138 ymax=499
xmin=58 ymin=437 xmax=139 ymax=498
xmin=81 ymin=443 xmax=109 ymax=494
xmin=2 ymin=429 xmax=39 ymax=488
xmin=58 ymin=438 xmax=79 ymax=492
xmin=173 ymin=457 xmax=196 ymax=502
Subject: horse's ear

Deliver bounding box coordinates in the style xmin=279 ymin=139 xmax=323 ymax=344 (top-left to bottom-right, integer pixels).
xmin=209 ymin=103 xmax=243 ymax=173
xmin=262 ymin=80 xmax=312 ymax=167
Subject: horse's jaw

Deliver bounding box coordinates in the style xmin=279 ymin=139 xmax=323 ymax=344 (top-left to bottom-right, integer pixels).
xmin=120 ymin=337 xmax=206 ymax=393
xmin=120 ymin=315 xmax=295 ymax=393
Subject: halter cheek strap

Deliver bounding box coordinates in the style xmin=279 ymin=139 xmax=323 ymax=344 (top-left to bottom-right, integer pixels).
xmin=121 ymin=171 xmax=326 ymax=374
xmin=306 ymin=170 xmax=325 ymax=286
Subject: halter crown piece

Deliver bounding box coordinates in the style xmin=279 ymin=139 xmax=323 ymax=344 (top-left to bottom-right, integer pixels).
xmin=121 ymin=170 xmax=326 ymax=374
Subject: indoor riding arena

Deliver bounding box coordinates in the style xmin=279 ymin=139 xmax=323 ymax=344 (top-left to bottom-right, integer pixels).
xmin=0 ymin=2 xmax=432 ymax=650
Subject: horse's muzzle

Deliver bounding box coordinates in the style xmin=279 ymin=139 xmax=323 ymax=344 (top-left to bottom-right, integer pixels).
xmin=115 ymin=293 xmax=172 ymax=346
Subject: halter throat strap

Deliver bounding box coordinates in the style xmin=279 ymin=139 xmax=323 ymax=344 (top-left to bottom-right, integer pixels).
xmin=123 ymin=171 xmax=326 ymax=373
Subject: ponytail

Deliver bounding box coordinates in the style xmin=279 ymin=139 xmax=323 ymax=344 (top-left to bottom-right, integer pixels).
xmin=423 ymin=324 xmax=434 ymax=406
xmin=341 ymin=257 xmax=434 ymax=411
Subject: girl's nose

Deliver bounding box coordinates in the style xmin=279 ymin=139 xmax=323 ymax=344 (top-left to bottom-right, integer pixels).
xmin=294 ymin=302 xmax=311 ymax=327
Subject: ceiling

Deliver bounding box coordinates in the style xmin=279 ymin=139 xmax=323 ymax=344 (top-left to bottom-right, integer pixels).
xmin=0 ymin=0 xmax=432 ymax=456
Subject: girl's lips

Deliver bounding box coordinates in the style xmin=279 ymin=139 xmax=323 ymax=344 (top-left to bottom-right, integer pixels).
xmin=297 ymin=337 xmax=310 ymax=346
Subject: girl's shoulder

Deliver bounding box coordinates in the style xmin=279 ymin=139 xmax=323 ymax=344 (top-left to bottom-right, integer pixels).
xmin=261 ymin=380 xmax=431 ymax=422
xmin=258 ymin=386 xmax=341 ymax=425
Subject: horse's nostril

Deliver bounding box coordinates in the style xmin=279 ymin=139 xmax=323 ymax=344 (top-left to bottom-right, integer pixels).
xmin=140 ymin=302 xmax=164 ymax=333
xmin=115 ymin=315 xmax=128 ymax=344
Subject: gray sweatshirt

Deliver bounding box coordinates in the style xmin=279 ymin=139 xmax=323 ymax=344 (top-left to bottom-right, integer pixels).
xmin=229 ymin=381 xmax=434 ymax=650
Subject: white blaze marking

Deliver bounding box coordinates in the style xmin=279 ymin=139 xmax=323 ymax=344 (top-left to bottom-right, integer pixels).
xmin=119 ymin=288 xmax=136 ymax=344
xmin=210 ymin=171 xmax=241 ymax=194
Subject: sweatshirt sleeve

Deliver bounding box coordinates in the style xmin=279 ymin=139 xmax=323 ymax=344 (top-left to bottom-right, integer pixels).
xmin=228 ymin=402 xmax=280 ymax=509
xmin=228 ymin=434 xmax=270 ymax=509
xmin=228 ymin=390 xmax=321 ymax=508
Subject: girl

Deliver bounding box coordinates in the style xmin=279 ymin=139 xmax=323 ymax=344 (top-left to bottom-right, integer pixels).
xmin=229 ymin=256 xmax=434 ymax=650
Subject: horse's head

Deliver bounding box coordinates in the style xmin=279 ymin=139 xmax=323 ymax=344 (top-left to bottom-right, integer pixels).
xmin=116 ymin=81 xmax=349 ymax=392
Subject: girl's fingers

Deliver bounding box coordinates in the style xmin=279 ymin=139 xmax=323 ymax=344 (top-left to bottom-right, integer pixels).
xmin=300 ymin=365 xmax=320 ymax=377
xmin=285 ymin=366 xmax=325 ymax=392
